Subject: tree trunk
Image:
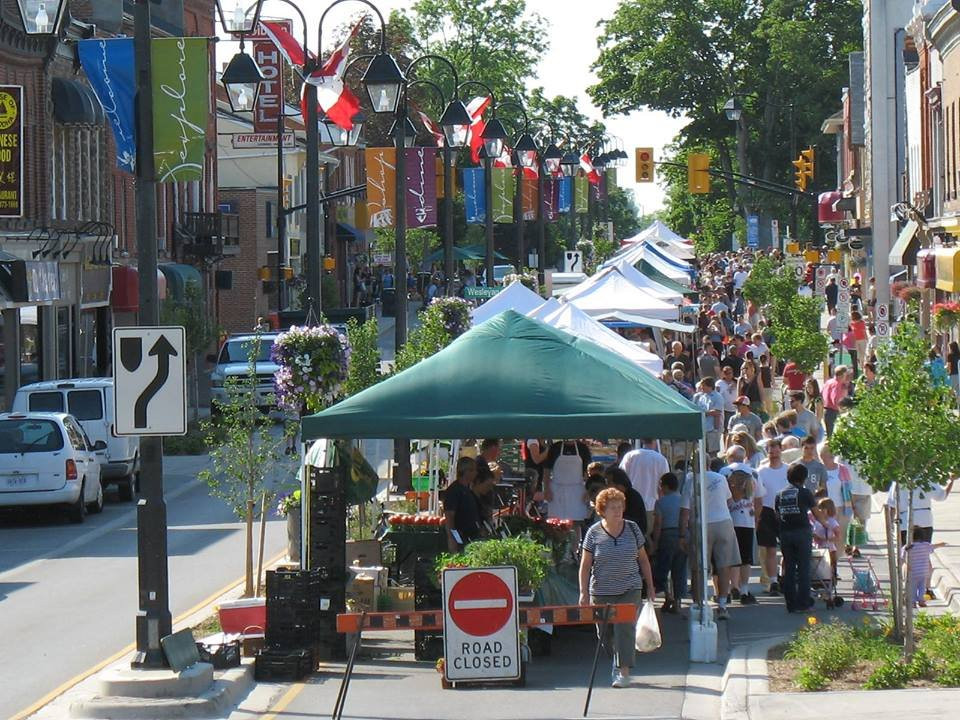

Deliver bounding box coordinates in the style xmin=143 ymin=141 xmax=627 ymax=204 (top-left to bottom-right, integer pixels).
xmin=884 ymin=503 xmax=902 ymax=641
xmin=255 ymin=491 xmax=268 ymax=597
xmin=905 ymin=491 xmax=916 ymax=656
xmin=244 ymin=497 xmax=254 ymax=597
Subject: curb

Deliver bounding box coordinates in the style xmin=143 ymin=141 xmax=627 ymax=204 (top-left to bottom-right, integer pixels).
xmin=719 ymin=635 xmax=787 ymax=720
xmin=930 ymin=551 xmax=960 ymax=615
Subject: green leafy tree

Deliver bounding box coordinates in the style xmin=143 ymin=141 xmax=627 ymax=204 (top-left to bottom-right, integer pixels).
xmin=344 ymin=317 xmax=382 ymax=396
xmin=160 ymin=283 xmax=219 ymax=421
xmin=393 ymin=297 xmax=471 ymax=372
xmin=832 ymin=320 xmax=960 ymax=653
xmin=199 ymin=330 xmax=291 ymax=597
xmin=372 ymin=227 xmax=439 ymax=273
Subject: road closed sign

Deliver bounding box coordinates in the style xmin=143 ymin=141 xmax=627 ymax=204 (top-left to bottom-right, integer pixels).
xmin=442 ymin=566 xmax=520 ymax=682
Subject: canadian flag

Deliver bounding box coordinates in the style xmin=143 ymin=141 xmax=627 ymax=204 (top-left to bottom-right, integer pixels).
xmin=411 ymin=102 xmax=445 ymax=147
xmin=304 ymin=20 xmax=363 ymax=129
xmin=580 ymin=153 xmax=601 ymax=185
xmin=465 ymin=95 xmax=492 ymax=164
xmin=492 ymin=145 xmax=512 ymax=168
xmin=259 ymin=20 xmax=313 ymax=70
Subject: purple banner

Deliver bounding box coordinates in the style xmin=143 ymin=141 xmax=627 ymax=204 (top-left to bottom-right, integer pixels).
xmin=543 ymin=178 xmax=558 ymax=222
xmin=404 ymin=147 xmax=438 ymax=228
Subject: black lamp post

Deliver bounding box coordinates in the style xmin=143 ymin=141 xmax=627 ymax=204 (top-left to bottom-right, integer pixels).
xmin=497 ymin=100 xmax=535 ymax=274
xmin=15 ymin=0 xmax=66 ymax=34
xmin=560 ymin=149 xmax=580 ymax=251
xmin=533 ymin=130 xmax=561 ymax=282
xmin=221 ymin=44 xmax=265 ymax=113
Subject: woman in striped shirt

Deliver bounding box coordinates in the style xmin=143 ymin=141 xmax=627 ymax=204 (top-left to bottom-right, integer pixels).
xmin=579 ymin=487 xmax=656 ymax=688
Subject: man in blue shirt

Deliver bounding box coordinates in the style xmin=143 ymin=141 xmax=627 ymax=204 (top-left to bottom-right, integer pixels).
xmin=693 ymin=377 xmax=724 ymax=454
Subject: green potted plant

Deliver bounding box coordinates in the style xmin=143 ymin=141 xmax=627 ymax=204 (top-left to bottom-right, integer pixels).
xmin=435 ymin=536 xmax=551 ymax=596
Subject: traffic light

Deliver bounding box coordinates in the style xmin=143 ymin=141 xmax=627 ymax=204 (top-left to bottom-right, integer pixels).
xmin=793 ymin=147 xmax=814 ymax=191
xmin=687 ymin=153 xmax=710 ymax=194
xmin=635 ymin=147 xmax=654 ymax=183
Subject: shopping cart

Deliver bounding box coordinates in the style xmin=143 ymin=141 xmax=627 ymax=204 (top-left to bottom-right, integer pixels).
xmin=846 ymin=554 xmax=888 ymax=611
xmin=810 ymin=548 xmax=843 ymax=608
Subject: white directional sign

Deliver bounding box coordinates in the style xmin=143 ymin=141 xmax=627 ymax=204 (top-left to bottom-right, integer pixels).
xmin=443 ymin=566 xmax=520 ymax=682
xmin=113 ymin=327 xmax=187 ymax=436
xmin=564 ymin=250 xmax=583 ymax=273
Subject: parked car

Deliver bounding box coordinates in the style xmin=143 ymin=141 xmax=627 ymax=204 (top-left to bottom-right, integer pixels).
xmin=493 ymin=264 xmax=517 ymax=285
xmin=208 ymin=333 xmax=280 ymax=411
xmin=13 ymin=378 xmax=140 ymax=501
xmin=0 ymin=412 xmax=106 ymax=521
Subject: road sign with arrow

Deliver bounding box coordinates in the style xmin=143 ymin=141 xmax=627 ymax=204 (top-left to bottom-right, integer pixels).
xmin=113 ymin=326 xmax=187 ymax=436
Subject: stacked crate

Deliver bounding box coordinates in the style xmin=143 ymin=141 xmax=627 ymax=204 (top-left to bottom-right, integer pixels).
xmin=308 ymin=465 xmax=347 ymax=660
xmin=413 ymin=557 xmax=443 ymax=661
xmin=256 ymin=568 xmax=321 ymax=681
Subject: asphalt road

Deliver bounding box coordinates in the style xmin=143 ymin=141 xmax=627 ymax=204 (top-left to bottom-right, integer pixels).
xmin=0 ymin=450 xmax=293 ymax=719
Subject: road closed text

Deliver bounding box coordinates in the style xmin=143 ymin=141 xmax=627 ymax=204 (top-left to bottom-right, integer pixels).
xmin=451 ymin=640 xmax=513 ymax=670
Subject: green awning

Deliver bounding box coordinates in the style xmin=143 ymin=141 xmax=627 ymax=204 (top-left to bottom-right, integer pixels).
xmin=302 ymin=310 xmax=703 ymax=441
xmin=639 ymin=260 xmax=698 ymax=299
xmin=158 ymin=263 xmax=202 ymax=301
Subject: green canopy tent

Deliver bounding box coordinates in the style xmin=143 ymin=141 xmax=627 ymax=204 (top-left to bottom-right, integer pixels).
xmin=423 ymin=245 xmax=485 ymax=264
xmin=302 ymin=310 xmax=703 ymax=441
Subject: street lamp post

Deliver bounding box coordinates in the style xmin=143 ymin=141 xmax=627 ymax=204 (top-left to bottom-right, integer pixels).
xmin=560 ymin=148 xmax=580 ymax=252
xmin=536 ymin=134 xmax=562 ymax=283
xmin=497 ymin=101 xmax=536 ymax=275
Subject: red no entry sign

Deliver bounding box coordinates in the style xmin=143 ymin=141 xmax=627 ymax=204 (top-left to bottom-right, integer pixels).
xmin=447 ymin=570 xmax=514 ymax=636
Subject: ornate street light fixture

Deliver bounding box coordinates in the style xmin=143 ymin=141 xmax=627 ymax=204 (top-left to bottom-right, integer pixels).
xmin=514 ymin=132 xmax=538 ymax=169
xmin=214 ymin=0 xmax=265 ymax=35
xmin=221 ymin=46 xmax=265 ymax=113
xmin=438 ymin=98 xmax=471 ymax=149
xmin=543 ymin=142 xmax=562 ymax=175
xmin=388 ymin=114 xmax=418 ymax=149
xmin=560 ymin=150 xmax=580 ymax=177
xmin=16 ymin=0 xmax=67 ymax=34
xmin=480 ymin=117 xmax=508 ymax=159
xmin=362 ymin=52 xmax=406 ymax=114
xmin=723 ymin=96 xmax=743 ymax=122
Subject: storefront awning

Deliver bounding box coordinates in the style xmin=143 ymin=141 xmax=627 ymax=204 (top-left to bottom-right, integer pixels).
xmin=936 ymin=247 xmax=960 ymax=293
xmin=111 ymin=266 xmax=168 ymax=312
xmin=158 ymin=263 xmax=202 ymax=301
xmin=335 ymin=222 xmax=365 ymax=242
xmin=52 ymin=78 xmax=104 ymax=125
xmin=888 ymin=220 xmax=920 ymax=266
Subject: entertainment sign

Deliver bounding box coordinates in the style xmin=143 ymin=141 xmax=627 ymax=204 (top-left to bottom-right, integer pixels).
xmin=231 ymin=133 xmax=295 ymax=149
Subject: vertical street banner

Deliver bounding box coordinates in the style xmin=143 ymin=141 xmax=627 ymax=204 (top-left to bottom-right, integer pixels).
xmin=152 ymin=38 xmax=210 ymax=182
xmin=250 ymin=21 xmax=290 ymax=133
xmin=463 ymin=167 xmax=485 ymax=224
xmin=605 ymin=168 xmax=617 ymax=190
xmin=574 ymin=176 xmax=588 ymax=214
xmin=78 ymin=39 xmax=136 ymax=172
xmin=404 ymin=147 xmax=437 ymax=229
xmin=521 ymin=177 xmax=537 ymax=221
xmin=746 ymin=214 xmax=759 ymax=248
xmin=491 ymin=167 xmax=515 ymax=223
xmin=557 ymin=177 xmax=572 ymax=214
xmin=365 ymin=148 xmax=396 ymax=228
xmin=542 ymin=178 xmax=557 ymax=222
xmin=0 ymin=86 xmax=23 ymax=217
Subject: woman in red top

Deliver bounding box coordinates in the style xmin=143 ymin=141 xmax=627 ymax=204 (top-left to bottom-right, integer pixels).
xmin=849 ymin=311 xmax=867 ymax=375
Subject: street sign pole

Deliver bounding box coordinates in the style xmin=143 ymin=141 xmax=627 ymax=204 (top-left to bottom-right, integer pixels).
xmin=132 ymin=0 xmax=172 ymax=669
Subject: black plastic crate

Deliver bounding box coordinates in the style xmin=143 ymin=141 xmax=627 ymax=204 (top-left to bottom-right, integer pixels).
xmin=255 ymin=647 xmax=315 ymax=681
xmin=266 ymin=569 xmax=321 ymax=600
xmin=309 ymin=466 xmax=342 ymax=493
xmin=309 ymin=519 xmax=344 ymax=545
xmin=310 ymin=492 xmax=344 ymax=515
xmin=313 ymin=632 xmax=347 ymax=661
xmin=308 ymin=543 xmax=346 ymax=572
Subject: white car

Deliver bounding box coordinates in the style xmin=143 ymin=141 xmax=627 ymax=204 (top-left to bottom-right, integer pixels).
xmin=208 ymin=333 xmax=280 ymax=411
xmin=0 ymin=412 xmax=105 ymax=522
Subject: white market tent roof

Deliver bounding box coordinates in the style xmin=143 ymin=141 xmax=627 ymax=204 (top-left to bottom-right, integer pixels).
xmin=563 ymin=266 xmax=680 ymax=320
xmin=470 ymin=280 xmax=545 ymax=325
xmin=594 ymin=310 xmax=697 ymax=334
xmin=604 ymin=244 xmax=692 ymax=285
xmin=637 ymin=221 xmax=696 ymax=260
xmin=527 ymin=299 xmax=662 ymax=376
xmin=612 ymin=259 xmax=685 ymax=304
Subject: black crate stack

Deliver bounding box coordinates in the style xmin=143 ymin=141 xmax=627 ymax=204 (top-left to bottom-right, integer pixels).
xmin=413 ymin=556 xmax=443 ymax=661
xmin=256 ymin=568 xmax=320 ymax=681
xmin=308 ymin=464 xmax=347 ymax=661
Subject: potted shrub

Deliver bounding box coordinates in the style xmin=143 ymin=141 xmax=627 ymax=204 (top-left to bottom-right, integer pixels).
xmin=277 ymin=490 xmax=301 ymax=563
xmin=435 ymin=536 xmax=551 ymax=596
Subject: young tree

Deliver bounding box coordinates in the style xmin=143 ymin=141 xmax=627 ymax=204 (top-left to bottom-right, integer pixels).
xmin=199 ymin=330 xmax=290 ymax=597
xmin=344 ymin=317 xmax=382 ymax=397
xmin=832 ymin=320 xmax=960 ymax=653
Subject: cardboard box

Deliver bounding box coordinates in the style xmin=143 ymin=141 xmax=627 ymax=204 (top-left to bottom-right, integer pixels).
xmin=347 ymin=576 xmax=377 ymax=612
xmin=383 ymin=586 xmax=415 ymax=612
xmin=346 ymin=539 xmax=382 ymax=568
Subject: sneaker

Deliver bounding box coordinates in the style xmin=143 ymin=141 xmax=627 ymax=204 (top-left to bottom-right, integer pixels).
xmin=715 ymin=606 xmax=729 ymax=620
xmin=612 ymin=672 xmax=629 ymax=688
xmin=730 ymin=587 xmax=741 ymax=600
xmin=739 ymin=592 xmax=758 ymax=605
xmin=766 ymin=582 xmax=780 ymax=596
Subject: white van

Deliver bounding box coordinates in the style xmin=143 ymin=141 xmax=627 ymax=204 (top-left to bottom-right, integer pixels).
xmin=12 ymin=378 xmax=139 ymax=500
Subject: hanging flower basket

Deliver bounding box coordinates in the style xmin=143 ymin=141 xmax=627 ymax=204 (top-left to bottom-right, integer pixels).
xmin=933 ymin=302 xmax=960 ymax=332
xmin=427 ymin=296 xmax=472 ymax=338
xmin=271 ymin=325 xmax=350 ymax=414
xmin=502 ymin=272 xmax=540 ymax=293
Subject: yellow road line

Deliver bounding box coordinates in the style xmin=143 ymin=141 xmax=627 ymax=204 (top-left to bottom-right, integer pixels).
xmin=10 ymin=549 xmax=287 ymax=720
xmin=259 ymin=679 xmax=309 ymax=720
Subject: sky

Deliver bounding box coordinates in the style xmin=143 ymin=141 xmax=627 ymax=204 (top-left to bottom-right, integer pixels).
xmin=229 ymin=0 xmax=689 ymax=212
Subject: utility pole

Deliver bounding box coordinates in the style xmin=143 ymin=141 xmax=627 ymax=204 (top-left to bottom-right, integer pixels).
xmin=132 ymin=0 xmax=171 ymax=669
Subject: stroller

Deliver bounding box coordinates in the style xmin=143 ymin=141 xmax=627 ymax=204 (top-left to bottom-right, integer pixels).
xmin=810 ymin=548 xmax=844 ymax=608
xmin=847 ymin=554 xmax=888 ymax=611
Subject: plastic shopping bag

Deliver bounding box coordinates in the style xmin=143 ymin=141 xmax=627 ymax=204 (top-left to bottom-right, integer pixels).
xmin=634 ymin=600 xmax=662 ymax=653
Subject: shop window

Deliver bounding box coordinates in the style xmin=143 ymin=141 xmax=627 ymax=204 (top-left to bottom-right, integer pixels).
xmin=51 ymin=125 xmax=104 ymax=222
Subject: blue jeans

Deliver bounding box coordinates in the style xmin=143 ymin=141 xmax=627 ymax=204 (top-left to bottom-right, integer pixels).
xmin=654 ymin=528 xmax=687 ymax=599
xmin=780 ymin=527 xmax=813 ymax=612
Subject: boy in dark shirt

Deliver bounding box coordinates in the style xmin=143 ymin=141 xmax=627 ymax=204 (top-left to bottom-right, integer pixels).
xmin=775 ymin=464 xmax=827 ymax=613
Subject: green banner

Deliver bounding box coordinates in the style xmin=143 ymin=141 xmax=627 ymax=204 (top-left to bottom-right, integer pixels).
xmin=152 ymin=38 xmax=209 ymax=182
xmin=491 ymin=167 xmax=515 ymax=223
xmin=605 ymin=168 xmax=617 ymax=190
xmin=574 ymin=176 xmax=588 ymax=213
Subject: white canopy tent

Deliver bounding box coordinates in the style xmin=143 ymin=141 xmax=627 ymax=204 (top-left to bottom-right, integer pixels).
xmin=636 ymin=220 xmax=696 ymax=260
xmin=603 ymin=244 xmax=692 ymax=285
xmin=527 ymin=299 xmax=663 ymax=376
xmin=563 ymin=266 xmax=680 ymax=320
xmin=612 ymin=259 xmax=685 ymax=304
xmin=470 ymin=281 xmax=545 ymax=325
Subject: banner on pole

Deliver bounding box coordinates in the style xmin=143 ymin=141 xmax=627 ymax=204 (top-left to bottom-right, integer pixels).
xmin=463 ymin=167 xmax=485 ymax=224
xmin=0 ymin=85 xmax=23 ymax=217
xmin=404 ymin=147 xmax=437 ymax=229
xmin=557 ymin=177 xmax=572 ymax=214
xmin=77 ymin=39 xmax=136 ymax=172
xmin=521 ymin=177 xmax=537 ymax=221
xmin=436 ymin=155 xmax=456 ymax=199
xmin=605 ymin=168 xmax=617 ymax=190
xmin=542 ymin=178 xmax=558 ymax=222
xmin=574 ymin=176 xmax=588 ymax=214
xmin=491 ymin=167 xmax=515 ymax=223
xmin=365 ymin=147 xmax=397 ymax=228
xmin=152 ymin=38 xmax=209 ymax=182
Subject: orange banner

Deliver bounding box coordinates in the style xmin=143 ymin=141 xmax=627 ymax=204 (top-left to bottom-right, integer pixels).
xmin=522 ymin=177 xmax=537 ymax=221
xmin=365 ymin=147 xmax=397 ymax=228
xmin=435 ymin=155 xmax=457 ymax=199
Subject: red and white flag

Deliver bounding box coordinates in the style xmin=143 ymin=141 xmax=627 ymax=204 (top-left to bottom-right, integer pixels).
xmin=259 ymin=20 xmax=313 ymax=71
xmin=580 ymin=153 xmax=601 ymax=185
xmin=465 ymin=95 xmax=492 ymax=164
xmin=304 ymin=20 xmax=363 ymax=129
xmin=411 ymin=102 xmax=445 ymax=147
